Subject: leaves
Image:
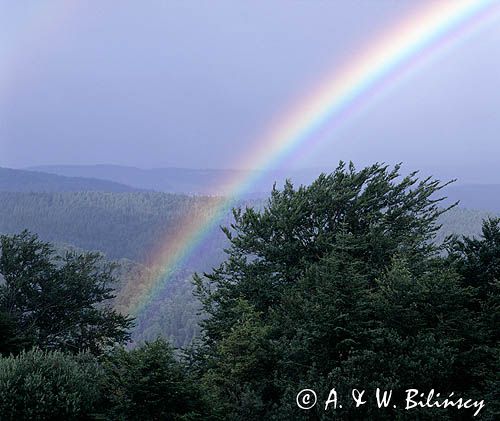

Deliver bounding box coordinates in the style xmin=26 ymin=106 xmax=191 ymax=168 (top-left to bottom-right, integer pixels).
xmin=0 ymin=231 xmax=133 ymax=354
xmin=191 ymin=163 xmax=496 ymax=420
xmin=0 ymin=348 xmax=102 ymax=419
xmin=101 ymin=339 xmax=209 ymax=420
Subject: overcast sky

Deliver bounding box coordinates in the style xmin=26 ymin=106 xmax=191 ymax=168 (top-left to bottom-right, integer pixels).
xmin=1 ymin=1 xmax=499 ymax=172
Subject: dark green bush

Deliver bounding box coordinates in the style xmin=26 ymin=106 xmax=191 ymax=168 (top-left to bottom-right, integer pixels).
xmin=0 ymin=348 xmax=102 ymax=420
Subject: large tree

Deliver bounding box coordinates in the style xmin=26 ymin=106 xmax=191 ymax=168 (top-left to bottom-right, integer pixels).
xmin=192 ymin=163 xmax=496 ymax=419
xmin=0 ymin=230 xmax=133 ymax=354
xmin=195 ymin=162 xmax=453 ymax=347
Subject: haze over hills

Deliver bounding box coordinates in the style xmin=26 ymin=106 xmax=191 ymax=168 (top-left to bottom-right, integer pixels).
xmin=0 ymin=167 xmax=140 ymax=193
xmin=28 ymin=164 xmax=324 ymax=195
xmin=443 ymin=184 xmax=500 ymax=212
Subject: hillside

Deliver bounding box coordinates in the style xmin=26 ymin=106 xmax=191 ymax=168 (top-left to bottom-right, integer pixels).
xmin=0 ymin=167 xmax=139 ymax=193
xmin=0 ymin=191 xmax=229 ymax=267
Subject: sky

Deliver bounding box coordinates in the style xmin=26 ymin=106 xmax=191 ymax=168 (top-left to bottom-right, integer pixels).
xmin=1 ymin=0 xmax=500 ymax=173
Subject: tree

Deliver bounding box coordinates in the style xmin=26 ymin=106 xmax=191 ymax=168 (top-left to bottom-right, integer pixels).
xmin=192 ymin=163 xmax=497 ymax=419
xmin=200 ymin=299 xmax=276 ymax=420
xmin=0 ymin=310 xmax=27 ymax=356
xmin=101 ymin=339 xmax=209 ymax=420
xmin=446 ymin=218 xmax=500 ymax=419
xmin=196 ymin=163 xmax=452 ymax=329
xmin=0 ymin=230 xmax=133 ymax=354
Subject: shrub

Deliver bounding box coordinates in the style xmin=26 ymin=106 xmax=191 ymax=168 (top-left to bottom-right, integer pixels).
xmin=0 ymin=348 xmax=102 ymax=420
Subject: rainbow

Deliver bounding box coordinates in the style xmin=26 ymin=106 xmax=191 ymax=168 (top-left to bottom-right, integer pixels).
xmin=120 ymin=0 xmax=500 ymax=318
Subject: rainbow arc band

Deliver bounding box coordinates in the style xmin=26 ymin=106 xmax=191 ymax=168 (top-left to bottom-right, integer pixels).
xmin=119 ymin=0 xmax=500 ymax=319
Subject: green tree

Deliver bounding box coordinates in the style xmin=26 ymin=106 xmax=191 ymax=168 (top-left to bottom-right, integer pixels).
xmin=446 ymin=218 xmax=500 ymax=419
xmin=101 ymin=338 xmax=209 ymax=420
xmin=0 ymin=230 xmax=133 ymax=354
xmin=196 ymin=163 xmax=452 ymax=330
xmin=199 ymin=299 xmax=276 ymax=420
xmin=192 ymin=163 xmax=498 ymax=419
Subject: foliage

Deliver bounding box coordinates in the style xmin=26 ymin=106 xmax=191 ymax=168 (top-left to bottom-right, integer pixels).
xmin=130 ymin=273 xmax=204 ymax=348
xmin=0 ymin=231 xmax=132 ymax=354
xmin=0 ymin=341 xmax=211 ymax=420
xmin=199 ymin=299 xmax=275 ymax=420
xmin=0 ymin=164 xmax=498 ymax=419
xmin=195 ymin=162 xmax=451 ymax=344
xmin=0 ymin=310 xmax=28 ymax=356
xmin=192 ymin=163 xmax=497 ymax=420
xmin=101 ymin=339 xmax=209 ymax=420
xmin=446 ymin=218 xmax=500 ymax=419
xmin=0 ymin=348 xmax=102 ymax=420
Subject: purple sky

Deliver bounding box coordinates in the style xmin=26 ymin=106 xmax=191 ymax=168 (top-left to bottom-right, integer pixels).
xmin=1 ymin=1 xmax=500 ymax=171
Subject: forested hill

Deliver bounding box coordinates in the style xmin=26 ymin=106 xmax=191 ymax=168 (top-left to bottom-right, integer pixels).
xmin=0 ymin=190 xmax=233 ymax=347
xmin=0 ymin=167 xmax=139 ymax=192
xmin=0 ymin=191 xmax=230 ymax=267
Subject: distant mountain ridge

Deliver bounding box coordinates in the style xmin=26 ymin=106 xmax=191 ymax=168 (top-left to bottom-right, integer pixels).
xmin=0 ymin=167 xmax=140 ymax=193
xmin=28 ymin=164 xmax=293 ymax=195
